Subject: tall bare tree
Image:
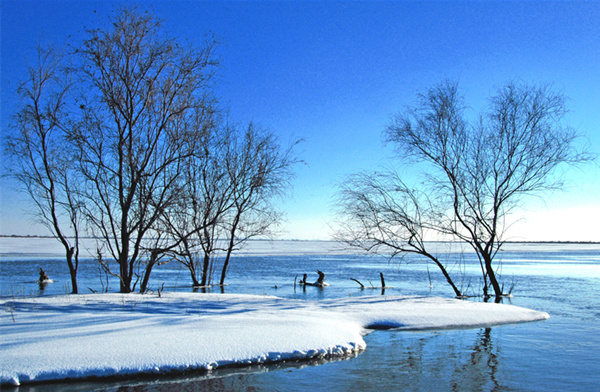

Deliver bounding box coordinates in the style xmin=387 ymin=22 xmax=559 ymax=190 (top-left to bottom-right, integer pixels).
xmin=337 ymin=80 xmax=592 ymax=300
xmin=70 ymin=7 xmax=218 ymax=293
xmin=6 ymin=45 xmax=82 ymax=294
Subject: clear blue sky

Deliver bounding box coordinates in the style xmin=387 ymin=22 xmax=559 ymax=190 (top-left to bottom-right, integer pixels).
xmin=1 ymin=1 xmax=599 ymax=241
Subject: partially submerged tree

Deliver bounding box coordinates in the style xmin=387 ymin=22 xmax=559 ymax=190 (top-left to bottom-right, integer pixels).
xmin=6 ymin=45 xmax=82 ymax=294
xmin=337 ymin=80 xmax=592 ymax=300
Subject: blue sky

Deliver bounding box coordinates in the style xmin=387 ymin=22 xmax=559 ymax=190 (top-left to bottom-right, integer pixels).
xmin=1 ymin=1 xmax=599 ymax=241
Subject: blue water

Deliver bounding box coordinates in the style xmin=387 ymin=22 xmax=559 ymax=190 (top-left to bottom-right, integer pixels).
xmin=1 ymin=239 xmax=599 ymax=391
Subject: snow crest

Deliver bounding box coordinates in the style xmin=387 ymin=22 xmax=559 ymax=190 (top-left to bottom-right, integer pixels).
xmin=0 ymin=293 xmax=548 ymax=386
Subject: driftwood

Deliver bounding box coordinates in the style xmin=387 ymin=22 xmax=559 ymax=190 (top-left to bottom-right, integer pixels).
xmin=298 ymin=270 xmax=329 ymax=287
xmin=350 ymin=278 xmax=365 ymax=289
xmin=38 ymin=268 xmax=49 ymax=283
xmin=38 ymin=267 xmax=51 ymax=290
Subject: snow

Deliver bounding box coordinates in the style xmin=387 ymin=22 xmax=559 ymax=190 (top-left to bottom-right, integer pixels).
xmin=0 ymin=292 xmax=549 ymax=386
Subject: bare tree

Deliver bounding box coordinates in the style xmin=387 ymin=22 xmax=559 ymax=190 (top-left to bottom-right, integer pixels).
xmin=161 ymin=121 xmax=300 ymax=288
xmin=336 ymin=171 xmax=464 ymax=297
xmin=137 ymin=105 xmax=220 ymax=293
xmin=151 ymin=120 xmax=233 ymax=288
xmin=337 ymin=80 xmax=592 ymax=300
xmin=6 ymin=44 xmax=82 ymax=294
xmin=219 ymin=122 xmax=300 ymax=286
xmin=70 ymin=7 xmax=218 ymax=293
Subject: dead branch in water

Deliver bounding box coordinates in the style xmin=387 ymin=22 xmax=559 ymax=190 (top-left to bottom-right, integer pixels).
xmin=351 ymin=273 xmax=392 ymax=290
xmin=350 ymin=278 xmax=364 ymax=288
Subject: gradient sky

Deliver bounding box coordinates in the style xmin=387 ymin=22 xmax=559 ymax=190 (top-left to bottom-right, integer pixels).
xmin=1 ymin=1 xmax=599 ymax=241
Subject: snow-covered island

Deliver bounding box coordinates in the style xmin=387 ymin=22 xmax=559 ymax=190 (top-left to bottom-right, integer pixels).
xmin=1 ymin=293 xmax=549 ymax=386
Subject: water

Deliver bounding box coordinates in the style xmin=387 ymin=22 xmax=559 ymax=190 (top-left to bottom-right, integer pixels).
xmin=1 ymin=238 xmax=599 ymax=391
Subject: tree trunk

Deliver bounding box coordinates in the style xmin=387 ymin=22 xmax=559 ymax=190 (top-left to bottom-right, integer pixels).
xmin=190 ymin=259 xmax=200 ymax=287
xmin=139 ymin=264 xmax=152 ymax=294
xmin=220 ymin=248 xmax=233 ymax=286
xmin=200 ymin=252 xmax=211 ymax=287
xmin=119 ymin=229 xmax=134 ymax=293
xmin=66 ymin=247 xmax=78 ymax=294
xmin=426 ymin=255 xmax=462 ymax=297
xmin=119 ymin=252 xmax=132 ymax=293
xmin=140 ymin=252 xmax=158 ymax=293
xmin=483 ymin=253 xmax=503 ymax=301
xmin=220 ymin=214 xmax=240 ymax=286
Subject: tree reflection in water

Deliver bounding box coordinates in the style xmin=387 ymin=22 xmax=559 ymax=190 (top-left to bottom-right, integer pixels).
xmin=343 ymin=326 xmax=506 ymax=391
xmin=451 ymin=328 xmax=501 ymax=391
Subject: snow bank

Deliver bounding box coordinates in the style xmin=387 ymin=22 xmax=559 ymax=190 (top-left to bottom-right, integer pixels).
xmin=0 ymin=293 xmax=549 ymax=386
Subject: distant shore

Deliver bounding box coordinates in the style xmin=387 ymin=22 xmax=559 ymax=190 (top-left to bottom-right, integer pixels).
xmin=0 ymin=234 xmax=598 ymax=244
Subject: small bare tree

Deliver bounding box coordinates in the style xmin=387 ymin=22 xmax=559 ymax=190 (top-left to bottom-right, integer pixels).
xmin=337 ymin=80 xmax=592 ymax=300
xmin=6 ymin=44 xmax=82 ymax=294
xmin=219 ymin=122 xmax=300 ymax=286
xmin=138 ymin=104 xmax=220 ymax=293
xmin=151 ymin=119 xmax=233 ymax=288
xmin=162 ymin=121 xmax=300 ymax=288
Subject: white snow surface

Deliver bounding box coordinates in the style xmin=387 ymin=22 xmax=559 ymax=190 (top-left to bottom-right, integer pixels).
xmin=1 ymin=293 xmax=549 ymax=386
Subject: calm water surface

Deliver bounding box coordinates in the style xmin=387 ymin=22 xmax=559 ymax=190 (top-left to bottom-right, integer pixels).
xmin=1 ymin=239 xmax=599 ymax=391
